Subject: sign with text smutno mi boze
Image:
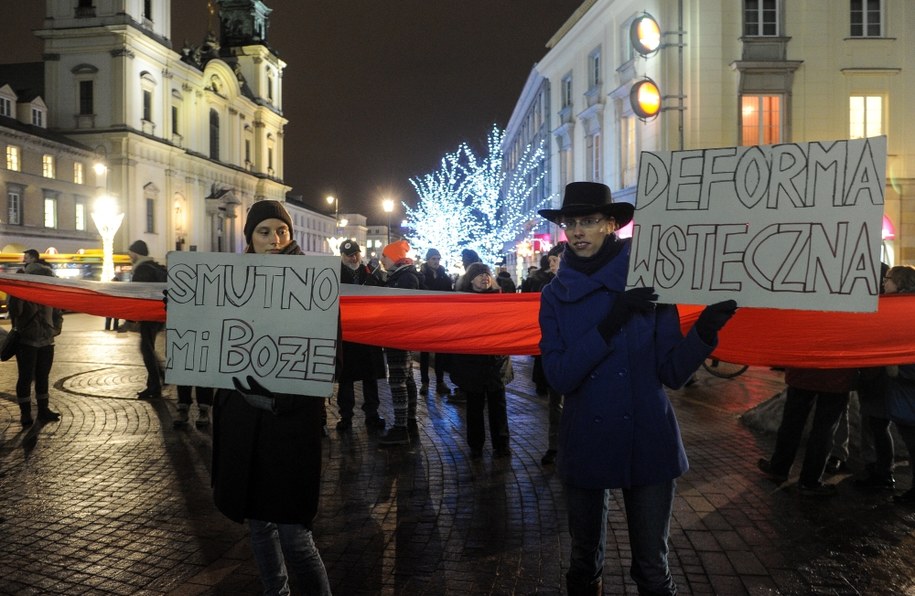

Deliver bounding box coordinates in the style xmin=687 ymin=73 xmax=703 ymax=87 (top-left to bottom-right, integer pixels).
xmin=164 ymin=252 xmax=340 ymax=396
xmin=626 ymin=136 xmax=886 ymax=312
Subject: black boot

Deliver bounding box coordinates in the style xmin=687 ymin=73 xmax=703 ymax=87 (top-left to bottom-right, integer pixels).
xmin=19 ymin=403 xmax=33 ymax=427
xmin=566 ymin=575 xmax=602 ymax=596
xmin=36 ymin=399 xmax=61 ymax=422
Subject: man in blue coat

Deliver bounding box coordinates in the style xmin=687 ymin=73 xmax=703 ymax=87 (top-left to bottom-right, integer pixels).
xmin=538 ymin=182 xmax=737 ymax=595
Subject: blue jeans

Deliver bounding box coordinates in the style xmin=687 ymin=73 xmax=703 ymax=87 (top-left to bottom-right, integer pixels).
xmin=248 ymin=520 xmax=331 ymax=596
xmin=565 ymin=480 xmax=677 ymax=595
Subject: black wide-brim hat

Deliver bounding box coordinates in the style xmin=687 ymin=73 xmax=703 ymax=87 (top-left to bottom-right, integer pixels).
xmin=538 ymin=182 xmax=634 ymax=228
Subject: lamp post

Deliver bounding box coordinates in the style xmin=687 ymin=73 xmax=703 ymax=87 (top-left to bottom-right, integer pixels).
xmin=382 ymin=198 xmax=394 ymax=244
xmin=91 ymin=194 xmax=124 ymax=283
xmin=326 ymin=195 xmax=339 ymax=233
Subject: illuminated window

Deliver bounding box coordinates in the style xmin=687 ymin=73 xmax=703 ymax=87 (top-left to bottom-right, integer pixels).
xmin=7 ymin=186 xmax=22 ymax=224
xmin=741 ymin=95 xmax=782 ymax=145
xmin=851 ymin=0 xmax=883 ymax=37
xmin=44 ymin=195 xmax=58 ymax=228
xmin=6 ymin=145 xmax=20 ymax=171
xmin=43 ymin=154 xmax=56 ymax=178
xmin=621 ymin=115 xmax=638 ymax=188
xmin=849 ymin=95 xmax=884 ymax=138
xmin=75 ymin=199 xmax=87 ymax=231
xmin=744 ymin=0 xmax=779 ymax=36
xmin=74 ymin=162 xmax=84 ymax=184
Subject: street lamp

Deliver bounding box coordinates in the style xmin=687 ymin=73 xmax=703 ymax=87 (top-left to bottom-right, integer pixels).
xmin=326 ymin=195 xmax=339 ymax=232
xmin=382 ymin=198 xmax=394 ymax=244
xmin=91 ymin=194 xmax=124 ymax=283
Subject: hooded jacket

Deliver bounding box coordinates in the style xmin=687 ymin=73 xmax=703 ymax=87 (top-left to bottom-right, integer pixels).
xmin=538 ymin=238 xmax=712 ymax=489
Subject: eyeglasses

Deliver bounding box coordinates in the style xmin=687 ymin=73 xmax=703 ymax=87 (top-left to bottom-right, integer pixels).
xmin=558 ymin=217 xmax=605 ymax=230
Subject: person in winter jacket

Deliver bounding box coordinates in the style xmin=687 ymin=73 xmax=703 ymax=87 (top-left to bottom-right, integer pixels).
xmin=418 ymin=247 xmax=454 ymax=396
xmin=450 ymin=263 xmax=511 ymax=459
xmin=537 ymin=182 xmax=737 ymax=596
xmin=211 ymin=200 xmax=331 ymax=595
xmin=335 ymin=239 xmax=387 ymax=432
xmin=9 ymin=257 xmax=63 ymax=427
xmin=378 ymin=239 xmax=423 ymax=446
xmin=128 ymin=239 xmax=166 ymax=399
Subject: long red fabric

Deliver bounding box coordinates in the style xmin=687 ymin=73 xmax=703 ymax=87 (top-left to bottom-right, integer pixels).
xmin=1 ymin=274 xmax=913 ymax=366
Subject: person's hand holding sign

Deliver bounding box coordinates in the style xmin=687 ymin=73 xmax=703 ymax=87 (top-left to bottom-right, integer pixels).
xmin=598 ymin=286 xmax=659 ymax=340
xmin=232 ymin=375 xmax=278 ymax=413
xmin=694 ymin=300 xmax=738 ymax=344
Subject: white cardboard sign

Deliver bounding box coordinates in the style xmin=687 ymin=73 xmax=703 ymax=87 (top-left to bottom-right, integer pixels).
xmin=164 ymin=252 xmax=340 ymax=396
xmin=626 ymin=137 xmax=886 ymax=312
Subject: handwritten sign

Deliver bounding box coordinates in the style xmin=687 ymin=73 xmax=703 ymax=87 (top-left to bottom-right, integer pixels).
xmin=164 ymin=252 xmax=339 ymax=396
xmin=626 ymin=137 xmax=886 ymax=312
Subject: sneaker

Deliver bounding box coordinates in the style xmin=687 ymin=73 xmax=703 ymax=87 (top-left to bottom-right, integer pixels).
xmin=798 ymin=481 xmax=838 ymax=497
xmin=853 ymin=473 xmax=895 ymax=490
xmin=335 ymin=418 xmax=353 ymax=432
xmin=379 ymin=426 xmax=410 ymax=446
xmin=173 ymin=406 xmax=190 ymax=429
xmin=419 ymin=383 xmax=429 ymax=394
xmin=756 ymin=458 xmax=788 ymax=483
xmin=195 ymin=407 xmax=210 ymax=429
xmin=541 ymin=449 xmax=558 ymax=465
xmin=435 ymin=382 xmax=451 ymax=397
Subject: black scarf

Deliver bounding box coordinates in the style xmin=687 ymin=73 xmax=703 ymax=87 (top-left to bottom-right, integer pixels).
xmin=563 ymin=234 xmax=624 ymax=277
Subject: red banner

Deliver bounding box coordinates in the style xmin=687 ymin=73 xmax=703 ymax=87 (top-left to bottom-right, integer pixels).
xmin=1 ymin=273 xmax=913 ymax=366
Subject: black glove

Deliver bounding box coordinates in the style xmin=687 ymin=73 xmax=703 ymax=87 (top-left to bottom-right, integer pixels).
xmin=233 ymin=375 xmax=278 ymax=412
xmin=598 ymin=286 xmax=658 ymax=341
xmin=694 ymin=299 xmax=738 ymax=344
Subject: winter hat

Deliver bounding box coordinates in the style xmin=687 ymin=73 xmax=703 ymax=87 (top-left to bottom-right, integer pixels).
xmin=461 ymin=262 xmax=492 ymax=291
xmin=243 ymin=200 xmax=294 ymax=245
xmin=382 ymin=239 xmax=411 ymax=263
xmin=340 ymin=240 xmax=361 ymax=256
xmin=461 ymin=248 xmax=482 ymax=267
xmin=128 ymin=239 xmax=149 ymax=256
xmin=425 ymin=248 xmax=441 ymax=259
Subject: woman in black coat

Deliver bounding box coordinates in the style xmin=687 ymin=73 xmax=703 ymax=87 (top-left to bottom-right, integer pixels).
xmin=449 ymin=263 xmax=511 ymax=459
xmin=211 ymin=200 xmax=331 ymax=595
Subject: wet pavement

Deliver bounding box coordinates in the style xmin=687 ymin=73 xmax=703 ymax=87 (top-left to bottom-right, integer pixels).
xmin=2 ymin=313 xmax=915 ymax=594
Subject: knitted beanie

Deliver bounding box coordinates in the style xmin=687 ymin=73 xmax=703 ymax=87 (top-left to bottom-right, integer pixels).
xmin=128 ymin=240 xmax=149 ymax=256
xmin=243 ymin=200 xmax=294 ymax=245
xmin=383 ymin=239 xmax=411 ymax=263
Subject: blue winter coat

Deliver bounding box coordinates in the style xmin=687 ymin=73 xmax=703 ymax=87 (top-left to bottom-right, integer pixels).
xmin=538 ymin=239 xmax=713 ymax=490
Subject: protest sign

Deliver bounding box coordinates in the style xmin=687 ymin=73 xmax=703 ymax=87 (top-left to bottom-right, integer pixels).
xmin=626 ymin=136 xmax=886 ymax=312
xmin=164 ymin=252 xmax=339 ymax=396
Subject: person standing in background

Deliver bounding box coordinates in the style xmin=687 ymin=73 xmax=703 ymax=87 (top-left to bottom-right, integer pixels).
xmin=418 ymin=247 xmax=454 ymax=397
xmin=128 ymin=240 xmax=167 ymax=400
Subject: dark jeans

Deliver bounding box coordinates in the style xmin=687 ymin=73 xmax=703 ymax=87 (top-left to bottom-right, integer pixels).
xmin=546 ymin=387 xmax=563 ymax=451
xmin=866 ymin=415 xmax=895 ymax=476
xmin=565 ymin=480 xmax=677 ymax=595
xmin=337 ymin=378 xmax=381 ymax=420
xmin=177 ymin=386 xmax=213 ymax=407
xmin=769 ymin=386 xmax=850 ymax=485
xmin=139 ymin=321 xmax=163 ymax=392
xmin=419 ymin=352 xmax=445 ymax=385
xmin=16 ymin=344 xmax=54 ymax=402
xmin=465 ymin=387 xmax=509 ymax=451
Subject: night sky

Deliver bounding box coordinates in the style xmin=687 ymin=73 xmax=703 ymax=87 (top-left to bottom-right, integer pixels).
xmin=0 ymin=0 xmax=582 ymax=222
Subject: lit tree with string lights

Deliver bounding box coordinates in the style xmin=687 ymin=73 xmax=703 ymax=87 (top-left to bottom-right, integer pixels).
xmin=405 ymin=125 xmax=551 ymax=269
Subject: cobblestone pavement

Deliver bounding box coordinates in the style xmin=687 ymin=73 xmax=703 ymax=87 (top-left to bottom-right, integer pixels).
xmin=2 ymin=314 xmax=915 ymax=595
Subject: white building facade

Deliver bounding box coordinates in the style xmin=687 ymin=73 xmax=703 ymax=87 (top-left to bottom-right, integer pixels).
xmin=518 ymin=0 xmax=914 ymax=265
xmin=0 ymin=0 xmax=339 ymax=260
